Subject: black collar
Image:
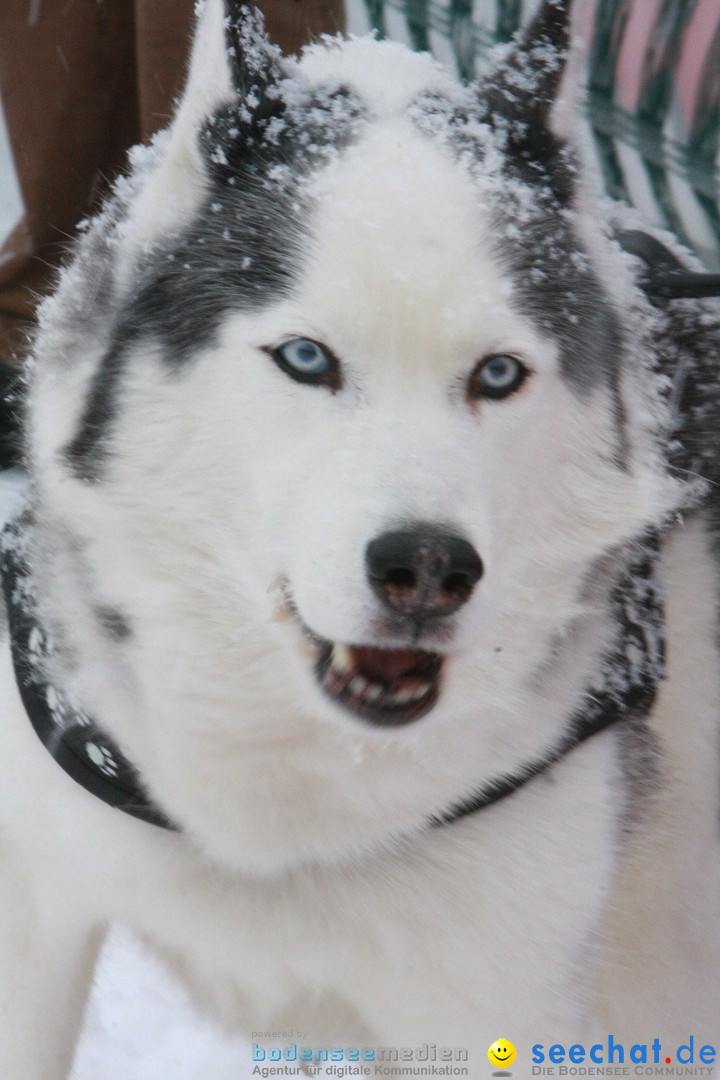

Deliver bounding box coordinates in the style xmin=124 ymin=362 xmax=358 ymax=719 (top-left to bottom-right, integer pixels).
xmin=1 ymin=520 xmax=176 ymax=830
xmin=434 ymin=533 xmax=664 ymax=825
xmin=0 ymin=518 xmax=663 ymax=834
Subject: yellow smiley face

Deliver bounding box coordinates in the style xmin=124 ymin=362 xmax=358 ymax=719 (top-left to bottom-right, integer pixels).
xmin=488 ymin=1039 xmax=517 ymax=1069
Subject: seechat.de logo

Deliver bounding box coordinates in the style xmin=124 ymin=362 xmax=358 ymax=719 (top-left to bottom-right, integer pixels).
xmin=531 ymin=1036 xmax=717 ymax=1069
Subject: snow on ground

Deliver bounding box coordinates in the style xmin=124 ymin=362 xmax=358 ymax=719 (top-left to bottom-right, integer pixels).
xmin=71 ymin=925 xmax=350 ymax=1079
xmin=70 ymin=926 xmax=256 ymax=1080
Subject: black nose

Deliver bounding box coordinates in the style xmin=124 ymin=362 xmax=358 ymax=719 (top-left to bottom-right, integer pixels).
xmin=365 ymin=525 xmax=483 ymax=622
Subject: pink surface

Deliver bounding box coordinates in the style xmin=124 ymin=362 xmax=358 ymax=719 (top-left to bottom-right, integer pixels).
xmin=615 ymin=0 xmax=662 ymax=111
xmin=675 ymin=0 xmax=720 ymax=130
xmin=576 ymin=0 xmax=598 ymax=57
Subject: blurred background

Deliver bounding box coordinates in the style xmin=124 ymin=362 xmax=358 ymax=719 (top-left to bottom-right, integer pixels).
xmin=1 ymin=0 xmax=718 ymax=367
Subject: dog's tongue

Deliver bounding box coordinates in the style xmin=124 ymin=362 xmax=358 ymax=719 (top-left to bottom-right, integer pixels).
xmin=351 ymin=646 xmax=430 ymax=682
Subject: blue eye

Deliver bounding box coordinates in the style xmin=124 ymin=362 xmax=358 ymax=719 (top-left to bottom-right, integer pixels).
xmin=279 ymin=339 xmax=328 ymax=374
xmin=267 ymin=338 xmax=341 ymax=390
xmin=468 ymin=354 xmax=529 ymax=401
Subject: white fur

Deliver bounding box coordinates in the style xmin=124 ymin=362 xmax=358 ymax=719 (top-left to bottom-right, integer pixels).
xmin=1 ymin=6 xmax=719 ymax=1077
xmin=593 ymin=519 xmax=720 ymax=1043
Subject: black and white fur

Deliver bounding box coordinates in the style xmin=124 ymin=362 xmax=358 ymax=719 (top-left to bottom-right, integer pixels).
xmin=1 ymin=1 xmax=719 ymax=1075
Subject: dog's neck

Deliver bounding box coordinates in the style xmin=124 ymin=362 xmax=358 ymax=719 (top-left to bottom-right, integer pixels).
xmin=435 ymin=533 xmax=664 ymax=824
xmin=0 ymin=511 xmax=665 ymax=836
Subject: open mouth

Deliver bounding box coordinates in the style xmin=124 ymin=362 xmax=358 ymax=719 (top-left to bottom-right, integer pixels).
xmin=315 ymin=640 xmax=443 ymax=726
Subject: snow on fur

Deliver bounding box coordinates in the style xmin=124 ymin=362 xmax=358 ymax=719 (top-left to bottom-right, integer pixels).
xmin=2 ymin=3 xmax=719 ymax=1078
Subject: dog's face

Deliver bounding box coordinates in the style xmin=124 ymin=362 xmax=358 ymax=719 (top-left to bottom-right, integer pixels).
xmin=27 ymin=1 xmax=681 ymax=869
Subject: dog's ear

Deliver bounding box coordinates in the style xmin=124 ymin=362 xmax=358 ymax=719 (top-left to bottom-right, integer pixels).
xmin=198 ymin=3 xmax=290 ymax=181
xmin=172 ymin=1 xmax=285 ymax=152
xmin=114 ymin=2 xmax=285 ymax=277
xmin=477 ymin=0 xmax=574 ymax=190
xmin=484 ymin=0 xmax=572 ymax=129
xmin=222 ymin=1 xmax=284 ymax=103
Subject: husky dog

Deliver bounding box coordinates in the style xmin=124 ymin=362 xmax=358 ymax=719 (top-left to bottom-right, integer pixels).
xmin=1 ymin=0 xmax=719 ymax=1075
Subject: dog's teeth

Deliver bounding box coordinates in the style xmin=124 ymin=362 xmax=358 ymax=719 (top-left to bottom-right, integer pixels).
xmin=363 ymin=683 xmax=383 ymax=702
xmin=331 ymin=643 xmax=353 ymax=674
xmin=324 ymin=646 xmax=435 ymax=710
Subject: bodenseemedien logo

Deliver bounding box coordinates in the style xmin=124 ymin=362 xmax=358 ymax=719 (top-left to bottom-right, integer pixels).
xmin=531 ymin=1035 xmax=717 ymax=1075
xmin=251 ymin=1043 xmax=470 ymax=1076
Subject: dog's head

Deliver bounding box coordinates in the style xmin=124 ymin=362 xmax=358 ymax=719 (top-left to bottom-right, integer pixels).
xmin=27 ymin=1 xmax=685 ymax=869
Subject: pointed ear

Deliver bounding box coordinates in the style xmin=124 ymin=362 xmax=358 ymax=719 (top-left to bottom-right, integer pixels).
xmin=479 ymin=0 xmax=574 ymax=179
xmin=114 ymin=2 xmax=286 ymax=279
xmin=198 ymin=2 xmax=291 ymax=181
xmin=172 ymin=0 xmax=284 ymax=149
xmin=223 ymin=0 xmax=284 ymax=100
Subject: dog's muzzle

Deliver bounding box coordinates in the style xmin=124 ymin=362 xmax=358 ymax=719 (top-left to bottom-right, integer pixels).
xmin=307 ymin=524 xmax=482 ymax=726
